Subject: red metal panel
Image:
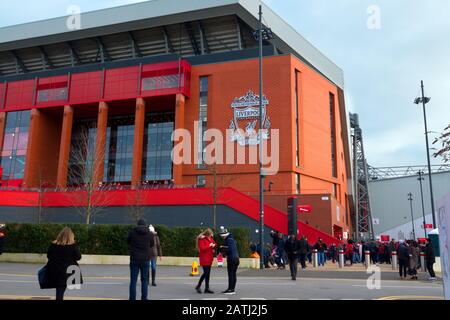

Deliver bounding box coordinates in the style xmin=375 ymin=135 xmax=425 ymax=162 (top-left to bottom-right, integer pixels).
xmin=104 ymin=66 xmax=140 ymax=101
xmin=37 ymin=75 xmax=68 ymax=88
xmin=35 ymin=75 xmax=69 ymax=108
xmin=5 ymin=79 xmax=35 ymax=111
xmin=69 ymin=71 xmax=102 ymax=105
xmin=1 ymin=60 xmax=191 ymax=109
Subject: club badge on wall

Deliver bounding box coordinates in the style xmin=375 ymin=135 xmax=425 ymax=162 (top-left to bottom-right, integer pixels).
xmin=229 ymin=91 xmax=271 ymax=146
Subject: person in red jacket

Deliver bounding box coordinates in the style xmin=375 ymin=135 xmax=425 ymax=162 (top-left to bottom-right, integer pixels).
xmin=195 ymin=228 xmax=217 ymax=294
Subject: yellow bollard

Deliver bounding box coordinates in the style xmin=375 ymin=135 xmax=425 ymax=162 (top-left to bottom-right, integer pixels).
xmin=190 ymin=260 xmax=199 ymax=276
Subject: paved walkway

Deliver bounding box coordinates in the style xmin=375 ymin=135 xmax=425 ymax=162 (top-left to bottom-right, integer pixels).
xmin=0 ymin=262 xmax=444 ymax=300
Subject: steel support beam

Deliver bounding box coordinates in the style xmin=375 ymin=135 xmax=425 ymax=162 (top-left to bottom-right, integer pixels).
xmin=236 ymin=16 xmax=244 ymax=50
xmin=95 ymin=37 xmax=111 ymax=62
xmin=128 ymin=31 xmax=142 ymax=58
xmin=162 ymin=26 xmax=175 ymax=54
xmin=10 ymin=50 xmax=28 ymax=73
xmin=198 ymin=21 xmax=210 ymax=54
xmin=67 ymin=42 xmax=81 ymax=66
xmin=184 ymin=22 xmax=200 ymax=55
xmin=351 ymin=113 xmax=374 ymax=241
xmin=38 ymin=46 xmax=54 ymax=69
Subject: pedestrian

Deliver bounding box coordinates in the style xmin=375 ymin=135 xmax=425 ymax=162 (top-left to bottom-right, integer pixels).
xmin=298 ymin=236 xmax=308 ymax=270
xmin=284 ymin=234 xmax=300 ymax=280
xmin=219 ymin=227 xmax=240 ymax=295
xmin=276 ymin=233 xmax=286 ymax=269
xmin=370 ymin=241 xmax=379 ymax=265
xmin=409 ymin=241 xmax=419 ymax=280
xmin=314 ymin=238 xmax=325 ymax=266
xmin=0 ymin=224 xmax=6 ymax=255
xmin=45 ymin=227 xmax=82 ymax=300
xmin=329 ymin=243 xmax=337 ymax=264
xmin=425 ymin=238 xmax=436 ymax=281
xmin=345 ymin=240 xmax=354 ymax=265
xmin=127 ymin=219 xmax=154 ymax=300
xmin=307 ymin=241 xmax=313 ymax=264
xmin=195 ymin=228 xmax=217 ymax=294
xmin=148 ymin=225 xmax=162 ymax=287
xmin=361 ymin=241 xmax=367 ymax=264
xmin=397 ymin=240 xmax=409 ymax=279
xmin=321 ymin=241 xmax=328 ymax=264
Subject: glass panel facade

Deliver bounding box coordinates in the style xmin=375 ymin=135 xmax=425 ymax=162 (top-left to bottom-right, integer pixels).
xmin=329 ymin=93 xmax=337 ymax=178
xmin=37 ymin=87 xmax=68 ymax=102
xmin=142 ymin=74 xmax=183 ymax=91
xmin=295 ymin=71 xmax=300 ymax=167
xmin=142 ymin=112 xmax=174 ymax=182
xmin=198 ymin=76 xmax=208 ymax=168
xmin=67 ymin=119 xmax=97 ymax=186
xmin=104 ymin=116 xmax=135 ymax=183
xmin=0 ymin=110 xmax=31 ymax=180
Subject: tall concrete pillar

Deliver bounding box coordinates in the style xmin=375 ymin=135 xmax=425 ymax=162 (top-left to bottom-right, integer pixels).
xmin=94 ymin=101 xmax=108 ymax=185
xmin=23 ymin=109 xmax=41 ymax=188
xmin=56 ymin=105 xmax=74 ymax=188
xmin=132 ymin=98 xmax=146 ymax=187
xmin=173 ymin=93 xmax=185 ymax=185
xmin=0 ymin=112 xmax=6 ymax=153
xmin=23 ymin=108 xmax=62 ymax=188
xmin=0 ymin=112 xmax=5 ymax=181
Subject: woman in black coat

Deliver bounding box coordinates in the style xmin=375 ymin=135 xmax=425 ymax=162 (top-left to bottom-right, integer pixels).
xmin=45 ymin=227 xmax=82 ymax=300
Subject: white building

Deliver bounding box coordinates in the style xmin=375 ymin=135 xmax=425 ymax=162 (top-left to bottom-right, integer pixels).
xmin=369 ymin=170 xmax=450 ymax=240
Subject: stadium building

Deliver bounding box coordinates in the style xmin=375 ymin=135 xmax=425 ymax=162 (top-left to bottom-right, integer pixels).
xmin=0 ymin=0 xmax=353 ymax=241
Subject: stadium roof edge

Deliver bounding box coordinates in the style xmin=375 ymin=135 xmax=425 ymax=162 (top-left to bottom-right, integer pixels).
xmin=0 ymin=0 xmax=344 ymax=88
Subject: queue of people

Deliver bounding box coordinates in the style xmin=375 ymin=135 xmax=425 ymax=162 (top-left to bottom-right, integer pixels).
xmin=2 ymin=221 xmax=437 ymax=300
xmin=252 ymin=230 xmax=438 ymax=283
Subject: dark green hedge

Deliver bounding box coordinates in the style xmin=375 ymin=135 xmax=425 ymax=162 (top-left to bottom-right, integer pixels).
xmin=3 ymin=223 xmax=251 ymax=257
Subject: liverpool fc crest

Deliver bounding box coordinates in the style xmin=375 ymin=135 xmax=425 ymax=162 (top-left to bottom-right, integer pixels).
xmin=229 ymin=91 xmax=271 ymax=146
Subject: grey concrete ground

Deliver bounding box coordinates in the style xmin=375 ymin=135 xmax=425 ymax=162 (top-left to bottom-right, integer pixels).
xmin=0 ymin=263 xmax=444 ymax=300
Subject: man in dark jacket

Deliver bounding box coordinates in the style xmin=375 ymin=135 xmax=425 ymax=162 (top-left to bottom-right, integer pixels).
xmin=298 ymin=236 xmax=308 ymax=270
xmin=219 ymin=227 xmax=240 ymax=295
xmin=127 ymin=219 xmax=154 ymax=300
xmin=284 ymin=234 xmax=301 ymax=280
xmin=0 ymin=224 xmax=6 ymax=255
xmin=397 ymin=241 xmax=409 ymax=279
xmin=425 ymin=238 xmax=436 ymax=280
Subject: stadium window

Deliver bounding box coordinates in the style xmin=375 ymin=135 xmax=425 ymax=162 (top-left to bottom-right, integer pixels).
xmin=0 ymin=110 xmax=31 ymax=180
xmin=197 ymin=175 xmax=206 ymax=187
xmin=197 ymin=76 xmax=209 ymax=169
xmin=294 ymin=70 xmax=301 ymax=167
xmin=329 ymin=93 xmax=337 ymax=178
xmin=36 ymin=85 xmax=68 ymax=102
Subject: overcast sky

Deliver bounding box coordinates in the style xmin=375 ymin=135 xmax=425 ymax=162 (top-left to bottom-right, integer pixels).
xmin=0 ymin=0 xmax=449 ymax=168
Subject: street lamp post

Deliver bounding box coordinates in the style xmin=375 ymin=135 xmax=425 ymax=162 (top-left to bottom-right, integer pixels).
xmin=414 ymin=81 xmax=436 ymax=228
xmin=407 ymin=193 xmax=416 ymax=240
xmin=417 ymin=171 xmax=427 ymax=238
xmin=254 ymin=5 xmax=274 ymax=270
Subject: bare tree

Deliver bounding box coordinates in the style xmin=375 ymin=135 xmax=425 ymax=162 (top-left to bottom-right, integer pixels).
xmin=127 ymin=183 xmax=147 ymax=224
xmin=202 ymin=163 xmax=240 ymax=230
xmin=35 ymin=165 xmax=47 ymax=224
xmin=18 ymin=164 xmax=47 ymax=224
xmin=67 ymin=126 xmax=113 ymax=225
xmin=433 ymin=124 xmax=450 ymax=163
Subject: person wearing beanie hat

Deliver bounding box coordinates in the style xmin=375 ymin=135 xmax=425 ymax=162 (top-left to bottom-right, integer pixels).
xmin=219 ymin=226 xmax=240 ymax=295
xmin=148 ymin=225 xmax=162 ymax=287
xmin=127 ymin=219 xmax=154 ymax=300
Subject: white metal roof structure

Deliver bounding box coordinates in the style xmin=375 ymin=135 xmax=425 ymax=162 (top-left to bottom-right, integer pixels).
xmin=0 ymin=0 xmax=344 ymax=88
